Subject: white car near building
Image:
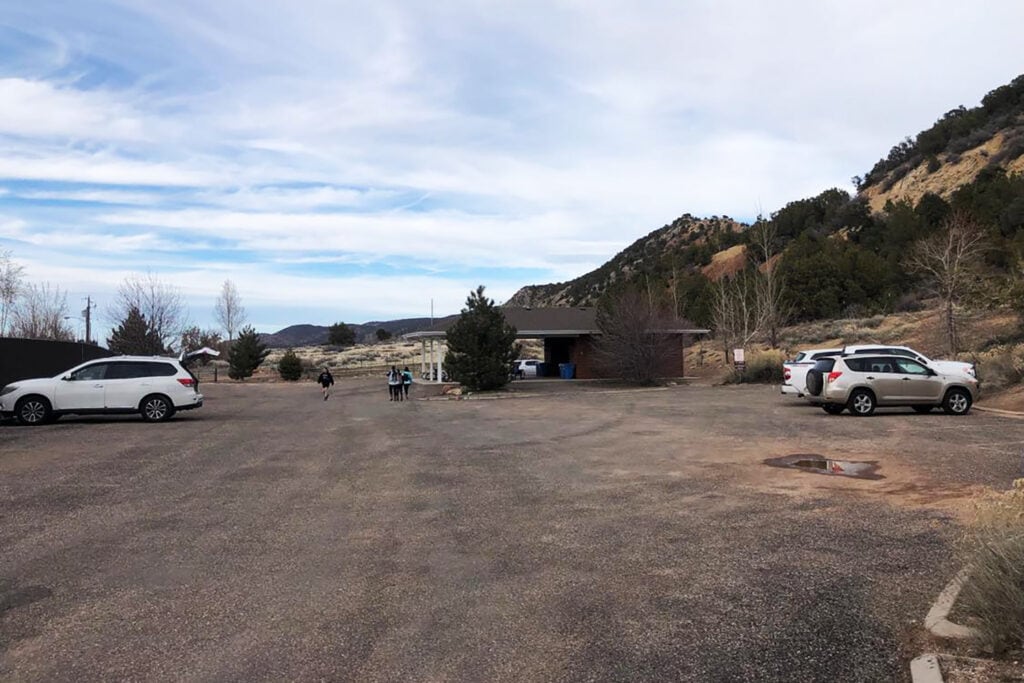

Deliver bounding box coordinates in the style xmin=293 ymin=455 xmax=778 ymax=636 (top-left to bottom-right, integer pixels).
xmin=0 ymin=356 xmax=204 ymax=425
xmin=782 ymin=348 xmax=842 ymax=397
xmin=513 ymin=359 xmax=543 ymax=378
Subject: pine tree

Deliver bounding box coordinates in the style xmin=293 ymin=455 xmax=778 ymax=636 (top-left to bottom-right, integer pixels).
xmin=327 ymin=322 xmax=356 ymax=346
xmin=278 ymin=348 xmax=303 ymax=381
xmin=444 ymin=286 xmax=518 ymax=391
xmin=228 ymin=325 xmax=270 ymax=380
xmin=108 ymin=306 xmax=164 ymax=355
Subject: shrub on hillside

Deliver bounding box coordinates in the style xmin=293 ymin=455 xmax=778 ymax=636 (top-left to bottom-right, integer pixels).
xmin=957 ymin=479 xmax=1024 ymax=653
xmin=977 ymin=347 xmax=1024 ymax=390
xmin=727 ymin=349 xmax=786 ymax=384
xmin=278 ymin=349 xmax=302 ymax=381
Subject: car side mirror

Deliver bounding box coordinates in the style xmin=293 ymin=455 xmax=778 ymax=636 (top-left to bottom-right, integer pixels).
xmin=61 ymin=375 xmax=71 ymax=381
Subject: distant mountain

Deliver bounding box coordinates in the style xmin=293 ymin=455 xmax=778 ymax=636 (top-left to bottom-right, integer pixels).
xmin=260 ymin=324 xmax=330 ymax=347
xmin=261 ymin=316 xmax=447 ymax=347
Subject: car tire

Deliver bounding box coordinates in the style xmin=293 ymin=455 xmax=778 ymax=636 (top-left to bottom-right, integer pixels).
xmin=912 ymin=405 xmax=933 ymax=414
xmin=822 ymin=404 xmax=845 ymax=415
xmin=942 ymin=388 xmax=972 ymax=416
xmin=15 ymin=396 xmax=52 ymax=426
xmin=805 ymin=370 xmax=824 ymax=396
xmin=847 ymin=389 xmax=876 ymax=416
xmin=140 ymin=394 xmax=175 ymax=422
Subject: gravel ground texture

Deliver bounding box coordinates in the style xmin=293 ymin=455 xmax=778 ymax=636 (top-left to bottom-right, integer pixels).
xmin=1 ymin=380 xmax=1022 ymax=682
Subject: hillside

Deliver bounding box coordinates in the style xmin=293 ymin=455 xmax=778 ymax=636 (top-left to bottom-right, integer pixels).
xmin=261 ymin=316 xmax=440 ymax=347
xmin=506 ymin=73 xmax=1024 ymax=329
xmin=506 ymin=215 xmax=745 ymax=307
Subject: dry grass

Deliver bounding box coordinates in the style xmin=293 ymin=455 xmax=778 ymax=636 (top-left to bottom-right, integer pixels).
xmin=956 ymin=480 xmax=1024 ymax=654
xmin=254 ymin=339 xmax=546 ymax=381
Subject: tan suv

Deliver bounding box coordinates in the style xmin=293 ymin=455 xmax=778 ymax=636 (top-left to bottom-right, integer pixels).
xmin=804 ymin=354 xmax=978 ymax=416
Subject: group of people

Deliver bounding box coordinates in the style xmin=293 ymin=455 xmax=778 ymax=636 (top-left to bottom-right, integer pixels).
xmin=315 ymin=365 xmax=414 ymax=402
xmin=387 ymin=366 xmax=413 ymax=401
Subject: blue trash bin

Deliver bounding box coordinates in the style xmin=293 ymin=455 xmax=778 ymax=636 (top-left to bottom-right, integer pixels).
xmin=558 ymin=363 xmax=576 ymax=379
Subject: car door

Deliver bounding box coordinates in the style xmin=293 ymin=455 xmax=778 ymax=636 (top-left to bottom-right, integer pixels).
xmin=103 ymin=361 xmax=150 ymax=409
xmin=892 ymin=357 xmax=944 ymax=402
xmin=858 ymin=356 xmax=903 ymax=403
xmin=54 ymin=362 xmax=109 ymax=410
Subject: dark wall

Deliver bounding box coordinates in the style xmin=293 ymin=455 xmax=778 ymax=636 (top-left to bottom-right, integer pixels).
xmin=0 ymin=339 xmax=114 ymax=388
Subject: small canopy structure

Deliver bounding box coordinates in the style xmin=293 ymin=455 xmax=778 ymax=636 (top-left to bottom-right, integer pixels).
xmin=404 ymin=307 xmax=709 ymax=382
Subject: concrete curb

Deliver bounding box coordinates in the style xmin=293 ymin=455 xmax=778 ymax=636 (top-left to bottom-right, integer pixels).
xmin=973 ymin=405 xmax=1024 ymax=418
xmin=924 ymin=568 xmax=980 ymax=641
xmin=910 ymin=654 xmax=943 ymax=683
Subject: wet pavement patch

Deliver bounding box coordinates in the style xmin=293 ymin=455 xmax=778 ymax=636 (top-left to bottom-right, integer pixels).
xmin=0 ymin=585 xmax=52 ymax=613
xmin=764 ymin=454 xmax=883 ymax=480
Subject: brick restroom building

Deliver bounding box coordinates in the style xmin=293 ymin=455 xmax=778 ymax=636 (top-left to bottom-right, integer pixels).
xmin=405 ymin=307 xmax=708 ymax=381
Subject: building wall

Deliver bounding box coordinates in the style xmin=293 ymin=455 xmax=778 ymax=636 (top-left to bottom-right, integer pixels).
xmin=544 ymin=335 xmax=687 ymax=379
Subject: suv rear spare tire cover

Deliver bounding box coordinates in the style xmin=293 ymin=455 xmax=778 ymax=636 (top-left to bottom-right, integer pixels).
xmin=806 ymin=370 xmax=824 ymax=396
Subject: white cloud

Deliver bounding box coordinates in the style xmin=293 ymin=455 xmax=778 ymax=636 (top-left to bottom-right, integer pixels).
xmin=2 ymin=0 xmax=1024 ymax=329
xmin=0 ymin=78 xmax=148 ymax=140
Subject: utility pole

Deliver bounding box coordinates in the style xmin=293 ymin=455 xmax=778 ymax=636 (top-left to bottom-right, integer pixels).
xmin=82 ymin=296 xmax=95 ymax=345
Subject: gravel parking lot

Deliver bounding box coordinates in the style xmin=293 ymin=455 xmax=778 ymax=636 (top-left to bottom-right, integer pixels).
xmin=2 ymin=380 xmax=1021 ymax=681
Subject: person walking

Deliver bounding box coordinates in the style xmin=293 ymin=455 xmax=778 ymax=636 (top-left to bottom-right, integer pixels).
xmin=402 ymin=366 xmax=413 ymax=400
xmin=317 ymin=367 xmax=334 ymax=401
xmin=387 ymin=365 xmax=402 ymax=401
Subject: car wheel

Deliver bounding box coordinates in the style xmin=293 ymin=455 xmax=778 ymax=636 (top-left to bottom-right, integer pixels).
xmin=15 ymin=396 xmax=51 ymax=426
xmin=942 ymin=388 xmax=972 ymax=416
xmin=805 ymin=370 xmax=824 ymax=396
xmin=912 ymin=405 xmax=933 ymax=414
xmin=140 ymin=394 xmax=175 ymax=422
xmin=822 ymin=404 xmax=845 ymax=415
xmin=847 ymin=389 xmax=876 ymax=416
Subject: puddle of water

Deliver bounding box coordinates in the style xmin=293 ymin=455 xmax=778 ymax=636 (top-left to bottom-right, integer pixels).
xmin=764 ymin=453 xmax=883 ymax=480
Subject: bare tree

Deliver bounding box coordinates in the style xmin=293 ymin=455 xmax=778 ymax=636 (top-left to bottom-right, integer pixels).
xmin=213 ymin=279 xmax=246 ymax=342
xmin=0 ymin=249 xmax=25 ymax=337
xmin=109 ymin=272 xmax=187 ymax=352
xmin=905 ymin=211 xmax=987 ymax=355
xmin=710 ymin=270 xmax=767 ymax=362
xmin=748 ymin=222 xmax=789 ymax=348
xmin=593 ymin=287 xmax=680 ymax=385
xmin=10 ymin=282 xmax=73 ymax=340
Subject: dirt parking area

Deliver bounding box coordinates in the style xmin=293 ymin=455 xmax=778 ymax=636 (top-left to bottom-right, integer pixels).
xmin=1 ymin=380 xmax=1022 ymax=681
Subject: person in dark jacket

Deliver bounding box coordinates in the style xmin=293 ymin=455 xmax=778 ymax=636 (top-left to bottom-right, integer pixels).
xmin=387 ymin=365 xmax=402 ymax=401
xmin=317 ymin=367 xmax=334 ymax=401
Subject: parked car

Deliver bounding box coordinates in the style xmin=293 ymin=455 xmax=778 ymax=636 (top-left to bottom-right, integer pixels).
xmin=781 ymin=348 xmax=842 ymax=396
xmin=0 ymin=356 xmax=203 ymax=425
xmin=842 ymin=344 xmax=976 ymax=378
xmin=803 ymin=354 xmax=978 ymax=416
xmin=513 ymin=359 xmax=543 ymax=378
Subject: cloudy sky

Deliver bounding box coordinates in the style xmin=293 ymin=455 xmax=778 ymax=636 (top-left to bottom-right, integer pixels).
xmin=1 ymin=1 xmax=1022 ymax=334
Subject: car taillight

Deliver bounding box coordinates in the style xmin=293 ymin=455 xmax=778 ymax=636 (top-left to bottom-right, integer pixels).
xmin=827 ymin=371 xmax=843 ymax=383
xmin=784 ymin=368 xmax=791 ymax=380
xmin=177 ymin=378 xmax=195 ymax=387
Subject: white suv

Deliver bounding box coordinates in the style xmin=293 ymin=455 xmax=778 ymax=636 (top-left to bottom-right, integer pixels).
xmin=0 ymin=356 xmax=203 ymax=425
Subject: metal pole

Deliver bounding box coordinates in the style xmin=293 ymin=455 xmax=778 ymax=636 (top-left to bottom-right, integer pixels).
xmin=84 ymin=296 xmax=92 ymax=345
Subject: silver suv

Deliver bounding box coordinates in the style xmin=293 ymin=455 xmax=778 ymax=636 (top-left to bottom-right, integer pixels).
xmin=0 ymin=356 xmax=203 ymax=425
xmin=804 ymin=354 xmax=978 ymax=416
